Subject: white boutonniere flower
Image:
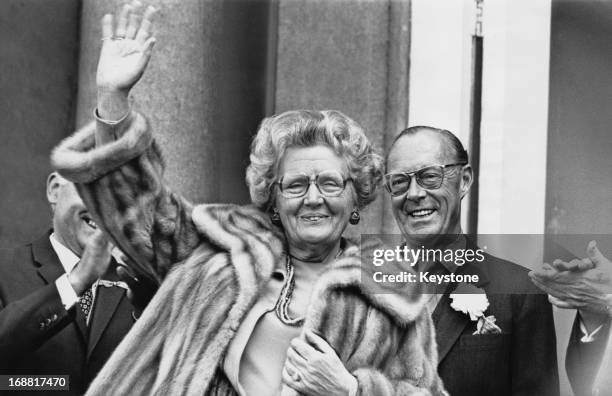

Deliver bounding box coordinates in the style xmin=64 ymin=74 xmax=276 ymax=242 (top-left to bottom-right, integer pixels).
xmin=450 ymin=283 xmax=502 ymax=335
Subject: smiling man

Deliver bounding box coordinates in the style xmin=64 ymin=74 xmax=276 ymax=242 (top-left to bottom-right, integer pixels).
xmin=385 ymin=126 xmax=560 ymax=396
xmin=0 ymin=171 xmax=139 ymax=395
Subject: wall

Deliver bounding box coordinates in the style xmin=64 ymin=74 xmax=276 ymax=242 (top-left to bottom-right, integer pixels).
xmin=274 ymin=0 xmax=412 ymax=236
xmin=75 ymin=0 xmax=274 ymax=205
xmin=546 ymin=0 xmax=612 ymax=236
xmin=547 ymin=3 xmax=612 ymax=393
xmin=0 ymin=0 xmax=407 ymax=245
xmin=0 ymin=0 xmax=81 ymax=248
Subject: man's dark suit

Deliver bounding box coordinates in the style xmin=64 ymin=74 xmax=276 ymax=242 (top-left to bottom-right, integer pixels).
xmin=565 ymin=315 xmax=611 ymax=396
xmin=541 ymin=237 xmax=611 ymax=396
xmin=433 ymin=250 xmax=560 ymax=396
xmin=0 ymin=232 xmax=134 ymax=395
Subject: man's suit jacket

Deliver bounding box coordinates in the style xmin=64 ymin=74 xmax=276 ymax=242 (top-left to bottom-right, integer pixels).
xmin=433 ymin=249 xmax=560 ymax=396
xmin=565 ymin=314 xmax=611 ymax=396
xmin=542 ymin=237 xmax=611 ymax=396
xmin=0 ymin=232 xmax=135 ymax=395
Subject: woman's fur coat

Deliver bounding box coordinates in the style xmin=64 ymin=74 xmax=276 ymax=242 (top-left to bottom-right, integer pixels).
xmin=51 ymin=112 xmax=447 ymax=396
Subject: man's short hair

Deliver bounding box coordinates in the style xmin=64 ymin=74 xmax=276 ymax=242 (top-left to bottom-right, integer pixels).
xmin=388 ymin=126 xmax=469 ymax=164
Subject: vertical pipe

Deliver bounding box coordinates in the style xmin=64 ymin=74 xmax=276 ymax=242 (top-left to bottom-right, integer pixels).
xmin=467 ymin=34 xmax=483 ymax=235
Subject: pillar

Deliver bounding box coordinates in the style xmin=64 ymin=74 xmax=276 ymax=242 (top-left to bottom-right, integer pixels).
xmin=0 ymin=0 xmax=81 ymax=247
xmin=272 ymin=0 xmax=412 ymax=236
xmin=76 ymin=0 xmax=275 ymax=204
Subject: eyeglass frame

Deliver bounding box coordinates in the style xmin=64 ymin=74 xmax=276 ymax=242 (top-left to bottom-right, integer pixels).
xmin=274 ymin=170 xmax=354 ymax=199
xmin=384 ymin=162 xmax=467 ymax=196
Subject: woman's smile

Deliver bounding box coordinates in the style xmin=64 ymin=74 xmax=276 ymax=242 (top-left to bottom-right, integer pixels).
xmin=298 ymin=213 xmax=330 ymax=223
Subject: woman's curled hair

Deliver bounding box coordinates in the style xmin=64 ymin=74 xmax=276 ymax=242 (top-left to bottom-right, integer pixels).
xmin=246 ymin=109 xmax=384 ymax=211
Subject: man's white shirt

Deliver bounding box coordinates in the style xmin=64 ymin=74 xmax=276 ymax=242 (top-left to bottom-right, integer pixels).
xmin=50 ymin=233 xmax=92 ymax=311
xmin=579 ymin=313 xmax=606 ymax=343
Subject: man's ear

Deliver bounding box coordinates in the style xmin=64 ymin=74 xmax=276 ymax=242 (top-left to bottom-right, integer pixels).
xmin=46 ymin=172 xmax=62 ymax=209
xmin=459 ymin=164 xmax=473 ymax=199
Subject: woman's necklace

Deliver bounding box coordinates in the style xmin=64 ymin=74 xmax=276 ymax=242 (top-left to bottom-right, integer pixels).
xmin=274 ymin=249 xmax=344 ymax=327
xmin=274 ymin=255 xmax=304 ymax=327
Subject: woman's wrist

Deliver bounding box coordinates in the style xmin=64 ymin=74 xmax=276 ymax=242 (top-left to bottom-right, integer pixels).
xmin=97 ymin=88 xmax=130 ymax=121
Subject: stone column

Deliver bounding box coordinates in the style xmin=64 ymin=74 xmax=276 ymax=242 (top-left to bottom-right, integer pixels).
xmin=273 ymin=0 xmax=412 ymax=236
xmin=76 ymin=0 xmax=275 ymax=204
xmin=0 ymin=0 xmax=81 ymax=247
xmin=76 ymin=0 xmax=223 ymax=203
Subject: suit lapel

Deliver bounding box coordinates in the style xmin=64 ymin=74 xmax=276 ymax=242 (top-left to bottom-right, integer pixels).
xmin=33 ymin=234 xmax=65 ymax=284
xmin=74 ymin=308 xmax=89 ymax=340
xmin=32 ymin=233 xmax=89 ymax=342
xmin=87 ymin=266 xmax=127 ymax=359
xmin=433 ymin=292 xmax=471 ymax=363
xmin=432 ymin=258 xmax=491 ymax=363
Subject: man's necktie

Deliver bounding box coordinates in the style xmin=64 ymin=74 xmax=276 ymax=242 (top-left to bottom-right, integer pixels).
xmin=78 ymin=287 xmax=94 ymax=322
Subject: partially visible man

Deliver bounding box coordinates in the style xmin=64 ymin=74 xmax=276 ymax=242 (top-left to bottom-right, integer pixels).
xmin=0 ymin=171 xmax=139 ymax=395
xmin=385 ymin=126 xmax=559 ymax=396
xmin=531 ymin=241 xmax=612 ymax=396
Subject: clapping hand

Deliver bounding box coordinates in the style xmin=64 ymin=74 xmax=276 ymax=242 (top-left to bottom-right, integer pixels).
xmin=282 ymin=329 xmax=357 ymax=396
xmin=97 ymin=1 xmax=156 ymax=93
xmin=69 ymin=230 xmax=113 ymax=295
xmin=530 ymin=241 xmax=612 ymax=316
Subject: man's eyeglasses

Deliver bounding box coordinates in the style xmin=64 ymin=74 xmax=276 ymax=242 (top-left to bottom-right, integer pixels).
xmin=276 ymin=170 xmax=352 ymax=198
xmin=384 ymin=163 xmax=466 ymax=196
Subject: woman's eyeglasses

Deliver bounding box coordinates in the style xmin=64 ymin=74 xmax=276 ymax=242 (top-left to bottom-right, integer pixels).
xmin=384 ymin=163 xmax=466 ymax=196
xmin=276 ymin=170 xmax=352 ymax=198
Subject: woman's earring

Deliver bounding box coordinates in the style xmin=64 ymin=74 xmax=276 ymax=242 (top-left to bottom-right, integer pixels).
xmin=270 ymin=208 xmax=282 ymax=226
xmin=349 ymin=209 xmax=360 ymax=225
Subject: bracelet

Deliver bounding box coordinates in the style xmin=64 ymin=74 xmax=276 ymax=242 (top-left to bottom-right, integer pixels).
xmin=93 ymin=106 xmax=131 ymax=126
xmin=131 ymin=311 xmax=140 ymax=321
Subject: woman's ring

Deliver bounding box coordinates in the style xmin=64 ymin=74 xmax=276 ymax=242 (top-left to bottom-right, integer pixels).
xmin=102 ymin=36 xmax=125 ymax=42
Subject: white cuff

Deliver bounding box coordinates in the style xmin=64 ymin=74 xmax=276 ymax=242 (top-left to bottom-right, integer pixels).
xmin=579 ymin=316 xmax=605 ymax=343
xmin=51 ymin=110 xmax=151 ymax=184
xmin=55 ymin=274 xmax=79 ymax=311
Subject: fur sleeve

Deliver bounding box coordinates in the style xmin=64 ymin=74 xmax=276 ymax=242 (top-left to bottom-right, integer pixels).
xmin=297 ymin=246 xmax=448 ymax=396
xmin=351 ymin=311 xmax=448 ymax=396
xmin=51 ymin=112 xmax=202 ymax=284
xmin=352 ymin=370 xmax=433 ymax=396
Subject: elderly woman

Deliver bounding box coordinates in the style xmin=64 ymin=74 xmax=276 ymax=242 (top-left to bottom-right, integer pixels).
xmin=52 ymin=4 xmax=445 ymax=396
